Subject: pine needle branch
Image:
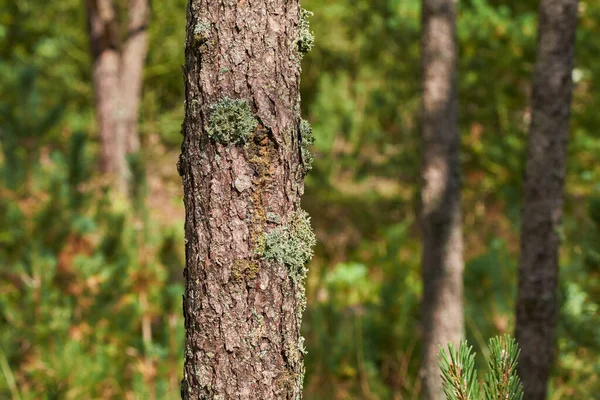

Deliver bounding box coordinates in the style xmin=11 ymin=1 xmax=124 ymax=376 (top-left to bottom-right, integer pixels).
xmin=438 ymin=341 xmax=481 ymax=400
xmin=483 ymin=335 xmax=524 ymax=400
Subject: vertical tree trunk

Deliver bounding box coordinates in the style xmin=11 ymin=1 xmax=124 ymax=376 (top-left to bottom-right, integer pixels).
xmin=120 ymin=0 xmax=149 ymax=155
xmin=86 ymin=0 xmax=125 ymax=183
xmin=516 ymin=1 xmax=578 ymax=399
xmin=179 ymin=1 xmax=314 ymax=399
xmin=419 ymin=0 xmax=464 ymax=399
xmin=86 ymin=0 xmax=149 ymax=192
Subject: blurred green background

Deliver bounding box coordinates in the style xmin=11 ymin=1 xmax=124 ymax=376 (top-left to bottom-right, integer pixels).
xmin=0 ymin=0 xmax=599 ymax=399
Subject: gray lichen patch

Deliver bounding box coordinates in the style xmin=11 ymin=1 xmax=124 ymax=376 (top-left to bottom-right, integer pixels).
xmin=247 ymin=308 xmax=267 ymax=347
xmin=283 ymin=336 xmax=304 ymax=367
xmin=299 ymin=119 xmax=315 ymax=173
xmin=207 ymin=97 xmax=258 ymax=145
xmin=193 ymin=21 xmax=211 ymax=46
xmin=263 ymin=209 xmax=316 ymax=278
xmin=297 ymin=9 xmax=315 ymax=56
xmin=266 ymin=212 xmax=282 ymax=224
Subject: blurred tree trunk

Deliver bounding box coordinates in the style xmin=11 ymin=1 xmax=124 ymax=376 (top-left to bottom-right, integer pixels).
xmin=419 ymin=0 xmax=464 ymax=399
xmin=86 ymin=0 xmax=149 ymax=192
xmin=516 ymin=1 xmax=578 ymax=399
xmin=179 ymin=1 xmax=312 ymax=399
xmin=119 ymin=0 xmax=149 ymax=155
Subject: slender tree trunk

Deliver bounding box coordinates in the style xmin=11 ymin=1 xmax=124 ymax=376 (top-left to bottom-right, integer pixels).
xmin=179 ymin=1 xmax=313 ymax=399
xmin=419 ymin=1 xmax=464 ymax=399
xmin=86 ymin=0 xmax=124 ymax=182
xmin=86 ymin=0 xmax=149 ymax=192
xmin=515 ymin=1 xmax=578 ymax=399
xmin=120 ymin=0 xmax=149 ymax=154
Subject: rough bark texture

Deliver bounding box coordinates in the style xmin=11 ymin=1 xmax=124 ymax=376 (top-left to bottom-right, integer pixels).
xmin=86 ymin=0 xmax=149 ymax=192
xmin=515 ymin=1 xmax=578 ymax=399
xmin=179 ymin=1 xmax=312 ymax=399
xmin=419 ymin=1 xmax=464 ymax=399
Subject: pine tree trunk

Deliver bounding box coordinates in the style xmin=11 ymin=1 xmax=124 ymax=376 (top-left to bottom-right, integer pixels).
xmin=86 ymin=0 xmax=149 ymax=192
xmin=119 ymin=0 xmax=149 ymax=155
xmin=86 ymin=0 xmax=125 ymax=184
xmin=179 ymin=1 xmax=313 ymax=399
xmin=419 ymin=0 xmax=464 ymax=399
xmin=515 ymin=1 xmax=578 ymax=399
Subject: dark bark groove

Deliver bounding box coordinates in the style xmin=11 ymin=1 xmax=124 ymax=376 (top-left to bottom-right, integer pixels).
xmin=516 ymin=1 xmax=578 ymax=399
xmin=179 ymin=1 xmax=311 ymax=399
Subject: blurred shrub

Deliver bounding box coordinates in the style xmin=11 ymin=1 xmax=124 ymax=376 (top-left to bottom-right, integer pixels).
xmin=0 ymin=76 xmax=184 ymax=399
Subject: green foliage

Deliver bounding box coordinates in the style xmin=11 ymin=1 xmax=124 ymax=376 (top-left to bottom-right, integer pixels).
xmin=142 ymin=0 xmax=187 ymax=146
xmin=207 ymin=97 xmax=258 ymax=145
xmin=464 ymin=239 xmax=516 ymax=365
xmin=127 ymin=152 xmax=149 ymax=225
xmin=439 ymin=341 xmax=481 ymax=400
xmin=299 ymin=1 xmax=597 ymax=397
xmin=304 ymin=222 xmax=422 ymax=399
xmin=1 ymin=0 xmax=599 ymax=398
xmin=0 ymin=79 xmax=184 ymax=398
xmin=324 ymin=263 xmax=378 ymax=308
xmin=483 ymin=336 xmax=523 ymax=400
xmin=0 ymin=66 xmax=64 ymax=190
xmin=263 ymin=209 xmax=316 ymax=278
xmin=555 ymin=189 xmax=600 ymax=397
xmin=438 ymin=336 xmax=523 ymax=400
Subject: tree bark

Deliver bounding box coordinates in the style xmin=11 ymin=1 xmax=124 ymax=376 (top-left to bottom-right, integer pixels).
xmin=419 ymin=1 xmax=464 ymax=399
xmin=179 ymin=1 xmax=312 ymax=399
xmin=515 ymin=1 xmax=578 ymax=399
xmin=120 ymin=0 xmax=149 ymax=155
xmin=86 ymin=0 xmax=149 ymax=192
xmin=86 ymin=0 xmax=124 ymax=183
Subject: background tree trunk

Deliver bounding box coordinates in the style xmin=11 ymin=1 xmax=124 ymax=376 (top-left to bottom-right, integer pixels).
xmin=86 ymin=0 xmax=124 ymax=184
xmin=419 ymin=0 xmax=464 ymax=399
xmin=179 ymin=1 xmax=312 ymax=399
xmin=86 ymin=0 xmax=149 ymax=192
xmin=119 ymin=0 xmax=149 ymax=155
xmin=515 ymin=1 xmax=578 ymax=399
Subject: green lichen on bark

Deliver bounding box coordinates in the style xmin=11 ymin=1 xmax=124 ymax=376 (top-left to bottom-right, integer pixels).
xmin=207 ymin=97 xmax=258 ymax=145
xmin=266 ymin=212 xmax=282 ymax=224
xmin=300 ymin=119 xmax=315 ymax=173
xmin=231 ymin=259 xmax=259 ymax=282
xmin=244 ymin=127 xmax=278 ymax=260
xmin=193 ymin=21 xmax=211 ymax=46
xmin=284 ymin=335 xmax=307 ymax=369
xmin=297 ymin=9 xmax=314 ymax=56
xmin=263 ymin=209 xmax=316 ymax=278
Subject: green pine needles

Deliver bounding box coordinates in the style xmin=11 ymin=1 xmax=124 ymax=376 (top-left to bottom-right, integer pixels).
xmin=483 ymin=336 xmax=524 ymax=400
xmin=439 ymin=341 xmax=481 ymax=400
xmin=438 ymin=335 xmax=523 ymax=400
